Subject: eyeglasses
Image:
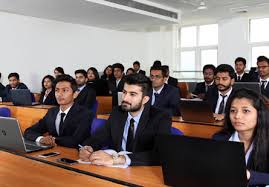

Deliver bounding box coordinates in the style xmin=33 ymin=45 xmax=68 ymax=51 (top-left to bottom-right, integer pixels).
xmin=150 ymin=75 xmax=163 ymax=79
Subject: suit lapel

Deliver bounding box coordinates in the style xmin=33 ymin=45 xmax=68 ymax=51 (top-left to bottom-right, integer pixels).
xmin=59 ymin=104 xmax=77 ymax=135
xmin=51 ymin=107 xmax=59 ymax=135
xmin=116 ymin=111 xmax=128 ymax=151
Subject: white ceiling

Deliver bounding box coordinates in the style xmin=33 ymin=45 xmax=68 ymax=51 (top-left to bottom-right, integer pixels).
xmin=0 ymin=0 xmax=269 ymax=30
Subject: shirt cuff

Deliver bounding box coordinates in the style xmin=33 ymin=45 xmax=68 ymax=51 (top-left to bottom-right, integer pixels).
xmin=35 ymin=136 xmax=44 ymax=143
xmin=122 ymin=154 xmax=131 ymax=166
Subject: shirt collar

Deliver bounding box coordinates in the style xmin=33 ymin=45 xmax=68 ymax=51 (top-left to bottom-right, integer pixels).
xmin=205 ymin=81 xmax=214 ymax=86
xmin=153 ymin=84 xmax=165 ymax=94
xmin=218 ymin=87 xmax=233 ymax=97
xmin=127 ymin=108 xmax=144 ymax=125
xmin=259 ymin=77 xmax=269 ymax=82
xmin=59 ymin=104 xmax=73 ymax=115
xmin=78 ymin=84 xmax=86 ymax=92
xmin=236 ymin=72 xmax=245 ymax=77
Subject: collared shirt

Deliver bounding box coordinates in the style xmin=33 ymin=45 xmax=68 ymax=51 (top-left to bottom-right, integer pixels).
xmin=116 ymin=79 xmax=122 ymax=88
xmin=77 ymin=84 xmax=86 ymax=92
xmin=214 ymin=88 xmax=233 ymax=114
xmin=151 ymin=85 xmax=165 ymax=105
xmin=229 ymin=131 xmax=253 ymax=164
xmin=259 ymin=77 xmax=269 ymax=89
xmin=236 ymin=72 xmax=245 ymax=81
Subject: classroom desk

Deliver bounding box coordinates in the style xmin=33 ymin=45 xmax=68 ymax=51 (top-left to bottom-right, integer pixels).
xmin=0 ymin=150 xmax=123 ymax=187
xmin=27 ymin=146 xmax=165 ymax=187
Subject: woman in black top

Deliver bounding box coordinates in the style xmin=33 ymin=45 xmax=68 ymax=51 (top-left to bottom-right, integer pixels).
xmin=87 ymin=67 xmax=109 ymax=96
xmin=40 ymin=75 xmax=57 ymax=105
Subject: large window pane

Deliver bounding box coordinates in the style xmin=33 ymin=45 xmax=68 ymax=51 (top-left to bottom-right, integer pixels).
xmin=201 ymin=49 xmax=218 ymax=69
xmin=181 ymin=26 xmax=196 ymax=47
xmin=180 ymin=51 xmax=195 ymax=78
xmin=251 ymin=46 xmax=269 ymax=67
xmin=250 ymin=18 xmax=269 ymax=42
xmin=199 ymin=24 xmax=218 ymax=46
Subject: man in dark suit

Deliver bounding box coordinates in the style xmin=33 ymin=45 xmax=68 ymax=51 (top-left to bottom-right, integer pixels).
xmin=162 ymin=65 xmax=178 ymax=88
xmin=192 ymin=64 xmax=215 ymax=99
xmin=110 ymin=63 xmax=125 ymax=106
xmin=79 ymin=74 xmax=171 ymax=166
xmin=74 ymin=69 xmax=96 ymax=110
xmin=234 ymin=57 xmax=252 ymax=82
xmin=0 ymin=72 xmax=5 ymax=99
xmin=149 ymin=65 xmax=180 ymax=117
xmin=2 ymin=72 xmax=28 ymax=102
xmin=133 ymin=61 xmax=146 ymax=75
xmin=253 ymin=56 xmax=269 ymax=99
xmin=24 ymin=75 xmax=94 ymax=148
xmin=204 ymin=64 xmax=235 ymax=121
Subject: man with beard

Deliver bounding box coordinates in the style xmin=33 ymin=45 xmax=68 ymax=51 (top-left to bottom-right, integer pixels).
xmin=79 ymin=73 xmax=171 ymax=166
xmin=204 ymin=64 xmax=235 ymax=121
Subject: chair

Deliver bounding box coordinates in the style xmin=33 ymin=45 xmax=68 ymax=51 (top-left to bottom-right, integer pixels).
xmin=171 ymin=127 xmax=184 ymax=135
xmin=178 ymin=82 xmax=189 ymax=98
xmin=0 ymin=107 xmax=11 ymax=117
xmin=90 ymin=118 xmax=107 ymax=135
xmin=91 ymin=99 xmax=98 ymax=116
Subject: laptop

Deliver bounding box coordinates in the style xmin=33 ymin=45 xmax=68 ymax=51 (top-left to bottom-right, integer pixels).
xmin=10 ymin=89 xmax=39 ymax=106
xmin=233 ymin=82 xmax=261 ymax=94
xmin=0 ymin=117 xmax=52 ymax=153
xmin=180 ymin=100 xmax=215 ymax=124
xmin=157 ymin=135 xmax=247 ymax=187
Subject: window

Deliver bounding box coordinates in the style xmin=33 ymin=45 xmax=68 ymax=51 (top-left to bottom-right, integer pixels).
xmin=179 ymin=24 xmax=218 ymax=80
xmin=250 ymin=18 xmax=269 ymax=67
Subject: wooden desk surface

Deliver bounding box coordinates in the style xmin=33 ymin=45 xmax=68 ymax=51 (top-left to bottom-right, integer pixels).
xmin=28 ymin=146 xmax=165 ymax=187
xmin=0 ymin=151 xmax=123 ymax=187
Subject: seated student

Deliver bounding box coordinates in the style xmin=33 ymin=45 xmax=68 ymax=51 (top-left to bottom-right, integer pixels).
xmin=234 ymin=57 xmax=252 ymax=82
xmin=191 ymin=64 xmax=215 ymax=99
xmin=204 ymin=64 xmax=235 ymax=121
xmin=213 ymin=89 xmax=269 ymax=186
xmin=79 ymin=74 xmax=171 ymax=166
xmin=74 ymin=69 xmax=96 ymax=110
xmin=24 ymin=75 xmax=94 ymax=148
xmin=39 ymin=75 xmax=58 ymax=105
xmin=0 ymin=72 xmax=5 ymax=99
xmin=110 ymin=63 xmax=125 ymax=106
xmin=87 ymin=67 xmax=109 ymax=96
xmin=149 ymin=65 xmax=180 ymax=117
xmin=2 ymin=72 xmax=28 ymax=102
xmin=126 ymin=68 xmax=135 ymax=75
xmin=100 ymin=65 xmax=115 ymax=81
xmin=162 ymin=65 xmax=178 ymax=88
xmin=133 ymin=61 xmax=146 ymax=75
xmin=54 ymin=67 xmax=65 ymax=78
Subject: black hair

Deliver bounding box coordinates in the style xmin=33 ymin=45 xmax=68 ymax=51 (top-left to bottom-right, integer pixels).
xmin=101 ymin=65 xmax=114 ymax=80
xmin=162 ymin=65 xmax=170 ymax=77
xmin=112 ymin=63 xmax=124 ymax=72
xmin=87 ymin=67 xmax=100 ymax=80
xmin=220 ymin=88 xmax=269 ymax=172
xmin=103 ymin=65 xmax=113 ymax=75
xmin=257 ymin=56 xmax=269 ymax=65
xmin=41 ymin=75 xmax=55 ymax=92
xmin=124 ymin=73 xmax=151 ymax=97
xmin=133 ymin=61 xmax=140 ymax=66
xmin=153 ymin=60 xmax=162 ymax=67
xmin=54 ymin=74 xmax=77 ymax=92
xmin=8 ymin=72 xmax=19 ymax=80
xmin=150 ymin=65 xmax=166 ymax=77
xmin=203 ymin=64 xmax=216 ymax=73
xmin=214 ymin=64 xmax=235 ymax=79
xmin=234 ymin=57 xmax=246 ymax=66
xmin=54 ymin=67 xmax=65 ymax=75
xmin=126 ymin=68 xmax=135 ymax=74
xmin=75 ymin=69 xmax=87 ymax=78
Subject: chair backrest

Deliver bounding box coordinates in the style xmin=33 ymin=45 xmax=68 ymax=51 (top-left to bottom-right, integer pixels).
xmin=171 ymin=127 xmax=184 ymax=136
xmin=91 ymin=118 xmax=107 ymax=135
xmin=177 ymin=82 xmax=189 ymax=98
xmin=91 ymin=100 xmax=98 ymax=116
xmin=0 ymin=107 xmax=11 ymax=117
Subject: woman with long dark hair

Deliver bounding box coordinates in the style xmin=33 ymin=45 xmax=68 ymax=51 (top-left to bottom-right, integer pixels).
xmin=213 ymin=88 xmax=269 ymax=186
xmin=100 ymin=65 xmax=114 ymax=81
xmin=40 ymin=75 xmax=57 ymax=105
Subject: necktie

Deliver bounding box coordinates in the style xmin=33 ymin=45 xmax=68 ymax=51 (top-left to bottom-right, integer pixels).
xmin=237 ymin=76 xmax=241 ymax=81
xmin=154 ymin=93 xmax=159 ymax=104
xmin=218 ymin=95 xmax=227 ymax=114
xmin=205 ymin=85 xmax=209 ymax=92
xmin=261 ymin=81 xmax=267 ymax=94
xmin=126 ymin=118 xmax=135 ymax=152
xmin=58 ymin=113 xmax=66 ymax=135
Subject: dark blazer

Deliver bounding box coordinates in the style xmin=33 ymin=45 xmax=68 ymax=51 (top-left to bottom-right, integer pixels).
xmin=2 ymin=82 xmax=28 ymax=102
xmin=213 ymin=132 xmax=269 ymax=186
xmin=110 ymin=78 xmax=125 ymax=106
xmin=193 ymin=82 xmax=215 ymax=95
xmin=167 ymin=76 xmax=178 ymax=88
xmin=138 ymin=69 xmax=146 ymax=76
xmin=39 ymin=90 xmax=58 ymax=105
xmin=251 ymin=77 xmax=269 ymax=99
xmin=235 ymin=73 xmax=252 ymax=82
xmin=150 ymin=83 xmax=180 ymax=116
xmin=24 ymin=103 xmax=94 ymax=148
xmin=204 ymin=86 xmax=235 ymax=113
xmin=88 ymin=79 xmax=110 ymax=96
xmin=82 ymin=104 xmax=171 ymax=166
xmin=0 ymin=83 xmax=5 ymax=97
xmin=74 ymin=84 xmax=96 ymax=110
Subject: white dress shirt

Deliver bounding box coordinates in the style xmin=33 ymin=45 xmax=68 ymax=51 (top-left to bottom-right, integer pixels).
xmin=214 ymin=88 xmax=233 ymax=114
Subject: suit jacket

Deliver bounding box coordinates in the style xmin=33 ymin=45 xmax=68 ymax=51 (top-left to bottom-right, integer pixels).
xmin=110 ymin=78 xmax=125 ymax=106
xmin=193 ymin=82 xmax=215 ymax=95
xmin=39 ymin=90 xmax=58 ymax=105
xmin=88 ymin=79 xmax=110 ymax=96
xmin=235 ymin=73 xmax=252 ymax=82
xmin=2 ymin=82 xmax=28 ymax=102
xmin=204 ymin=86 xmax=235 ymax=113
xmin=150 ymin=84 xmax=181 ymax=116
xmin=167 ymin=76 xmax=178 ymax=88
xmin=82 ymin=104 xmax=172 ymax=166
xmin=75 ymin=84 xmax=96 ymax=110
xmin=0 ymin=83 xmax=5 ymax=97
xmin=252 ymin=77 xmax=269 ymax=99
xmin=213 ymin=132 xmax=269 ymax=186
xmin=24 ymin=103 xmax=94 ymax=148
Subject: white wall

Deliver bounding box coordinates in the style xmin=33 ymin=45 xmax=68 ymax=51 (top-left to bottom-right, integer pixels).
xmin=0 ymin=12 xmax=152 ymax=92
